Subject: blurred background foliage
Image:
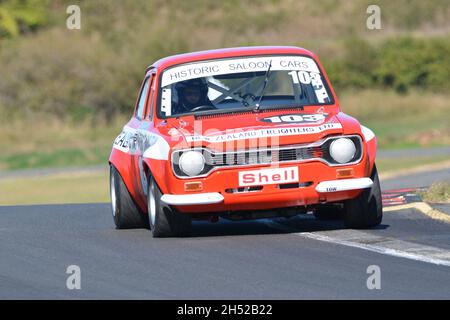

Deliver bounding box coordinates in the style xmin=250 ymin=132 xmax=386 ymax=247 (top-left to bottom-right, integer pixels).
xmin=0 ymin=0 xmax=449 ymax=171
xmin=0 ymin=0 xmax=449 ymax=121
xmin=0 ymin=0 xmax=50 ymax=38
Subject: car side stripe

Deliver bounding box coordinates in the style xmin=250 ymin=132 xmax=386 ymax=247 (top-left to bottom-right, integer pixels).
xmin=112 ymin=126 xmax=169 ymax=160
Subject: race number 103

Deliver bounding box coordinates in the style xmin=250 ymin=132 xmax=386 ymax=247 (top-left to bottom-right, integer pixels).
xmin=221 ymin=304 xmax=273 ymax=316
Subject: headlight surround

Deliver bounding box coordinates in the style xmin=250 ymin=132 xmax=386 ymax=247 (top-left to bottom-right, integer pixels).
xmin=329 ymin=137 xmax=356 ymax=164
xmin=178 ymin=151 xmax=205 ymax=177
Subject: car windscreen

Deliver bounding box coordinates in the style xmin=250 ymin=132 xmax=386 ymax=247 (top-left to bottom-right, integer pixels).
xmin=158 ymin=55 xmax=333 ymax=118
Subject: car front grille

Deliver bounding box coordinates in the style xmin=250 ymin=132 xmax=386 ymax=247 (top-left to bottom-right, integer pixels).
xmin=204 ymin=145 xmax=326 ymax=166
xmin=172 ymin=135 xmax=362 ymax=178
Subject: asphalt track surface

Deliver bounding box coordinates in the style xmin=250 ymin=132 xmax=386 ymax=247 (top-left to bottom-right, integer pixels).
xmin=1 ymin=170 xmax=450 ymax=299
xmin=381 ymin=168 xmax=450 ymax=190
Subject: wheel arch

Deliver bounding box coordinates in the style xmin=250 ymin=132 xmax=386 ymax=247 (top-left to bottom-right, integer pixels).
xmin=361 ymin=125 xmax=377 ymax=174
xmin=142 ymin=157 xmax=171 ymax=195
xmin=109 ymin=149 xmax=135 ymax=199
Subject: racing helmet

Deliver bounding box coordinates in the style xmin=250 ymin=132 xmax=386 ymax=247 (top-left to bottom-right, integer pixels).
xmin=175 ymin=78 xmax=210 ymax=109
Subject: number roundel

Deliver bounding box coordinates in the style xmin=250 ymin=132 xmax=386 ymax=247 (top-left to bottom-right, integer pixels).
xmin=261 ymin=113 xmax=326 ymax=123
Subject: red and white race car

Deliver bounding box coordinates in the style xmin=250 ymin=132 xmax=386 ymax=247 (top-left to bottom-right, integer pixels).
xmin=109 ymin=46 xmax=382 ymax=237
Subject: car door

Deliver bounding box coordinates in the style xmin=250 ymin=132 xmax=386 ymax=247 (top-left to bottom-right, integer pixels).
xmin=130 ymin=71 xmax=156 ymax=202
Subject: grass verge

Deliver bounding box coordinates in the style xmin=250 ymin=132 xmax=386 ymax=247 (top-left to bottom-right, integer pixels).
xmin=0 ymin=115 xmax=125 ymax=171
xmin=0 ymin=170 xmax=109 ymax=205
xmin=340 ymin=89 xmax=450 ymax=149
xmin=419 ymin=182 xmax=450 ymax=203
xmin=376 ymin=155 xmax=450 ymax=173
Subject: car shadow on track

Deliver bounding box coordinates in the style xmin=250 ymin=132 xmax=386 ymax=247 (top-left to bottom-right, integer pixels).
xmin=188 ymin=214 xmax=390 ymax=238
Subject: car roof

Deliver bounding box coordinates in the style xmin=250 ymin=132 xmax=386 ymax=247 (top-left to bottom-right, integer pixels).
xmin=149 ymin=46 xmax=315 ymax=71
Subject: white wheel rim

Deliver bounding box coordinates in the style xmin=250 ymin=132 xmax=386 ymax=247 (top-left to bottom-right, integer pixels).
xmin=110 ymin=173 xmax=117 ymax=217
xmin=149 ymin=182 xmax=156 ymax=226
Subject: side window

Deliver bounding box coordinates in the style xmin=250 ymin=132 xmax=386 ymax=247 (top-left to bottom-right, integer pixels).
xmin=146 ymin=74 xmax=156 ymax=120
xmin=135 ymin=77 xmax=150 ymax=119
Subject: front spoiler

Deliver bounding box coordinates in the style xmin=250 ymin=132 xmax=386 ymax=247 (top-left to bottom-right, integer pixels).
xmin=160 ymin=178 xmax=373 ymax=206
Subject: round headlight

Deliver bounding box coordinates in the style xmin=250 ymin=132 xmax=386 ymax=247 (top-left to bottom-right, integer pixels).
xmin=179 ymin=151 xmax=205 ymax=176
xmin=329 ymin=138 xmax=356 ymax=164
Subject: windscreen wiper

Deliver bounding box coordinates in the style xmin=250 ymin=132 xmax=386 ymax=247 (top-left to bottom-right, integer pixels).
xmin=253 ymin=60 xmax=272 ymax=112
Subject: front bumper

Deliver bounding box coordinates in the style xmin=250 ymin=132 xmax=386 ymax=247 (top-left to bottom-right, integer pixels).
xmin=315 ymin=178 xmax=373 ymax=193
xmin=161 ymin=177 xmax=373 ymax=206
xmin=161 ymin=193 xmax=224 ymax=205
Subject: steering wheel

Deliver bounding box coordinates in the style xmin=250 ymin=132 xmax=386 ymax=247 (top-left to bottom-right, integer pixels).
xmin=190 ymin=105 xmax=217 ymax=112
xmin=241 ymin=93 xmax=257 ymax=106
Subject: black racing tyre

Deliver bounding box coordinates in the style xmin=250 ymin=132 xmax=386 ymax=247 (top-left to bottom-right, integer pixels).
xmin=147 ymin=176 xmax=192 ymax=238
xmin=110 ymin=165 xmax=149 ymax=229
xmin=313 ymin=205 xmax=343 ymax=220
xmin=343 ymin=164 xmax=383 ymax=229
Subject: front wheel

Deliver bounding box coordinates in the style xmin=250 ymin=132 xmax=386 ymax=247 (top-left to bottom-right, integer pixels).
xmin=110 ymin=165 xmax=149 ymax=229
xmin=343 ymin=164 xmax=383 ymax=229
xmin=147 ymin=176 xmax=192 ymax=238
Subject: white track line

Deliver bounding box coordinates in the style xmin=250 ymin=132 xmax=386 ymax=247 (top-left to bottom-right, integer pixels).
xmin=299 ymin=232 xmax=450 ymax=267
xmin=261 ymin=220 xmax=450 ymax=267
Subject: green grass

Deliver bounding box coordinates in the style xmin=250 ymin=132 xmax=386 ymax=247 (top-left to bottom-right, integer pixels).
xmin=0 ymin=170 xmax=109 ymax=205
xmin=376 ymin=155 xmax=450 ymax=173
xmin=0 ymin=116 xmax=123 ymax=171
xmin=419 ymin=182 xmax=450 ymax=203
xmin=339 ymin=89 xmax=450 ymax=149
xmin=0 ymin=145 xmax=111 ymax=170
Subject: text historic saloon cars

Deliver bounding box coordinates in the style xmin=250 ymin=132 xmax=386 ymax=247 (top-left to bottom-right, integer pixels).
xmin=109 ymin=46 xmax=382 ymax=237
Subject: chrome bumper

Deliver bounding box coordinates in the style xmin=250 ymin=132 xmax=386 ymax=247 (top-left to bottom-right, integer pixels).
xmin=161 ymin=193 xmax=224 ymax=205
xmin=315 ymin=178 xmax=373 ymax=193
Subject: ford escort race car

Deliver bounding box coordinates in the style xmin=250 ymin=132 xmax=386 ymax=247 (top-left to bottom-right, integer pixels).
xmin=109 ymin=46 xmax=382 ymax=237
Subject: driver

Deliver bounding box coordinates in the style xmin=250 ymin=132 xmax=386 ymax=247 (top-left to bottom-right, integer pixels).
xmin=174 ymin=78 xmax=213 ymax=113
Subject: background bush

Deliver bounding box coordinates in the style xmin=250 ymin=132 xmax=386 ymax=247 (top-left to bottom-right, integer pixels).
xmin=0 ymin=0 xmax=449 ymax=122
xmin=325 ymin=37 xmax=450 ymax=93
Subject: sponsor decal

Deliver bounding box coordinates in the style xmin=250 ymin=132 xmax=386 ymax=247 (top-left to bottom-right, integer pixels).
xmin=239 ymin=166 xmax=299 ymax=187
xmin=288 ymin=70 xmax=330 ymax=103
xmin=113 ymin=128 xmax=136 ymax=153
xmin=112 ymin=126 xmax=169 ymax=160
xmin=186 ymin=123 xmax=342 ymax=143
xmin=261 ymin=113 xmax=327 ymax=124
xmin=161 ymin=56 xmax=320 ymax=87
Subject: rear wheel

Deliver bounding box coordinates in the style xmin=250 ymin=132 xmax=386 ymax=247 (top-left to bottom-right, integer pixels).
xmin=343 ymin=164 xmax=383 ymax=229
xmin=110 ymin=165 xmax=149 ymax=229
xmin=148 ymin=176 xmax=192 ymax=238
